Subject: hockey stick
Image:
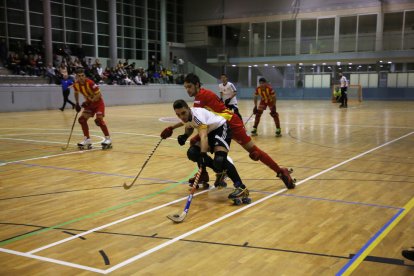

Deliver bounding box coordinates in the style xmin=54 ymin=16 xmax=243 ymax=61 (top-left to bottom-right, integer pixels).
xmin=244 ymin=112 xmax=254 ymax=127
xmin=167 ymin=167 xmax=202 ymax=223
xmin=61 ymin=112 xmax=79 ymax=151
xmin=123 ymin=138 xmax=163 ymax=190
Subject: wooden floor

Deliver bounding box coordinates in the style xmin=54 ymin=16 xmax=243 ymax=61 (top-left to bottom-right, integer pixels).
xmin=0 ymin=100 xmax=413 ymax=275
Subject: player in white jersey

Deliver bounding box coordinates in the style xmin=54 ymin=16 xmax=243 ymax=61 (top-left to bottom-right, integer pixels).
xmin=173 ymin=99 xmax=250 ymax=202
xmin=219 ymin=74 xmax=243 ymax=120
xmin=339 ymin=73 xmax=348 ymax=108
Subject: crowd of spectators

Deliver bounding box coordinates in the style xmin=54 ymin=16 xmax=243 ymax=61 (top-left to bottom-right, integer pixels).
xmin=0 ymin=41 xmax=185 ymax=86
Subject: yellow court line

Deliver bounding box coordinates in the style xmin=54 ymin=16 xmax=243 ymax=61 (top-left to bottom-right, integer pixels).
xmin=340 ymin=196 xmax=414 ymax=276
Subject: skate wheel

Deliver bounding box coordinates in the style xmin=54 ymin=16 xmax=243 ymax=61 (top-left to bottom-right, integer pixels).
xmin=288 ymin=168 xmax=294 ymax=174
xmin=242 ymin=198 xmax=252 ymax=204
xmin=233 ymin=198 xmax=242 ymax=206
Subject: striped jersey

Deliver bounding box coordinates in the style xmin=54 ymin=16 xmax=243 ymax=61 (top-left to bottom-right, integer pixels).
xmin=218 ymin=81 xmax=238 ymax=105
xmin=183 ymin=107 xmax=226 ymax=133
xmin=194 ymin=88 xmax=234 ymax=121
xmin=255 ymin=84 xmax=275 ymax=104
xmin=73 ymin=78 xmax=101 ymax=100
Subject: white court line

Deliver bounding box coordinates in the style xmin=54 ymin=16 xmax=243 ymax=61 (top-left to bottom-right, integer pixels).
xmin=2 ymin=130 xmax=413 ymax=273
xmin=28 ymin=189 xmax=211 ymax=254
xmin=104 ymin=131 xmax=414 ymax=274
xmin=0 ymin=248 xmax=105 ymax=274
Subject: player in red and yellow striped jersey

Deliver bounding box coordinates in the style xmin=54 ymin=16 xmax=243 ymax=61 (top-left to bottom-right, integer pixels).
xmin=251 ymin=77 xmax=282 ymax=137
xmin=73 ymin=68 xmax=111 ymax=149
xmin=160 ymin=73 xmax=295 ymax=189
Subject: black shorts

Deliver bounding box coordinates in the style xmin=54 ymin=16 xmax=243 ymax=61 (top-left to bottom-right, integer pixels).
xmin=208 ymin=123 xmax=232 ymax=152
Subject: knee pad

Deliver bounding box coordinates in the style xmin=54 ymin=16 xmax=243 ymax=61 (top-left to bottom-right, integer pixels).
xmin=78 ymin=116 xmax=87 ymax=125
xmin=190 ymin=135 xmax=200 ymax=146
xmin=213 ymin=151 xmax=228 ymax=172
xmin=187 ymin=146 xmax=200 ymax=162
xmin=249 ymin=146 xmax=261 ymax=161
xmin=270 ymin=111 xmax=279 ymax=118
xmin=257 ymin=109 xmax=263 ymax=115
xmin=94 ymin=118 xmax=105 ymax=126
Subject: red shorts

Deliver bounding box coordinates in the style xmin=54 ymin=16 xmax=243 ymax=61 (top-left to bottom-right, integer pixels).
xmin=83 ymin=99 xmax=105 ymax=117
xmin=190 ymin=114 xmax=252 ymax=146
xmin=258 ymin=100 xmax=276 ymax=111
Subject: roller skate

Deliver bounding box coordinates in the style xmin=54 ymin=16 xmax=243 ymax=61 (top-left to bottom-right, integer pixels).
xmin=101 ymin=136 xmax=112 ymax=150
xmin=275 ymin=128 xmax=282 ymax=137
xmin=277 ymin=167 xmax=296 ymax=189
xmin=214 ymin=171 xmax=227 ymax=189
xmin=251 ymin=128 xmax=258 ymax=136
xmin=188 ymin=169 xmax=210 ymax=190
xmin=228 ymin=187 xmax=251 ymax=205
xmin=77 ymin=137 xmax=92 ymax=150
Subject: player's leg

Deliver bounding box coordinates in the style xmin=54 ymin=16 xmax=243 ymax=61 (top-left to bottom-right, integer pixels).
xmin=252 ymin=103 xmax=266 ymax=135
xmin=186 ymin=145 xmax=212 ymax=188
xmin=77 ymin=112 xmax=92 ymax=148
xmin=94 ymin=102 xmax=111 ymax=147
xmin=269 ymin=105 xmax=281 ymax=136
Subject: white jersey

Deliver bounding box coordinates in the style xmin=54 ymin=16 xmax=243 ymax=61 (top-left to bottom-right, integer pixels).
xmin=219 ymin=81 xmax=238 ymax=106
xmin=340 ymin=76 xmax=348 ymax=88
xmin=183 ymin=107 xmax=226 ymax=133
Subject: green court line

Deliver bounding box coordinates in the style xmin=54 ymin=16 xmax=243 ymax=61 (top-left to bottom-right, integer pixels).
xmin=0 ymin=168 xmax=197 ymax=247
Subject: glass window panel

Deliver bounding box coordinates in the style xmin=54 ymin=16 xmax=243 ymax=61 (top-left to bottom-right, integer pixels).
xmin=82 ymin=1 xmax=93 ymax=9
xmin=66 ymin=31 xmax=78 ymax=43
xmin=98 ymin=35 xmax=109 ymax=46
xmin=124 ymin=49 xmax=133 ymax=59
xmin=117 ymin=48 xmax=123 ymax=58
xmin=177 ymin=33 xmax=183 ymax=43
xmin=81 ymin=20 xmax=94 ymax=33
xmin=0 ymin=23 xmax=5 ymax=36
xmin=167 ymin=32 xmax=175 ymax=42
xmin=65 ymin=5 xmax=78 ymax=18
xmin=124 ymin=16 xmax=133 ymax=27
xmin=148 ymin=19 xmax=157 ymax=30
xmin=82 ymin=33 xmax=94 ymax=45
xmin=97 ymin=0 xmax=108 ymax=11
xmin=64 ymin=0 xmax=78 ymax=5
xmin=266 ymin=21 xmax=280 ymax=56
xmin=318 ymin=18 xmax=334 ymax=53
xmin=358 ymin=14 xmax=376 ymax=52
xmin=30 ymin=26 xmax=42 ymax=40
xmin=225 ymin=23 xmax=249 ymax=57
xmin=8 ymin=24 xmax=24 ymax=38
xmin=81 ymin=8 xmax=93 ymax=20
xmin=136 ymin=17 xmax=144 ymax=27
xmin=30 ymin=12 xmax=44 ymax=27
xmin=135 ymin=50 xmax=144 ymax=60
xmin=7 ymin=0 xmax=24 ymax=9
xmin=251 ymin=23 xmax=264 ymax=57
xmin=82 ymin=45 xmax=94 ymax=56
xmin=301 ymin=19 xmax=316 ymax=54
xmin=148 ymin=9 xmax=157 ymax=19
xmin=124 ymin=38 xmax=134 ymax=48
xmin=98 ymin=11 xmax=108 ymax=23
xmin=123 ymin=4 xmax=133 ymax=16
xmin=404 ymin=11 xmax=414 ymax=50
xmin=51 ymin=16 xmax=63 ymax=29
xmin=0 ymin=7 xmax=4 ymax=21
xmin=383 ymin=12 xmax=403 ymax=50
xmin=29 ymin=0 xmax=42 ymax=13
xmin=7 ymin=9 xmax=24 ymax=24
xmin=339 ymin=16 xmax=357 ymax=52
xmin=124 ymin=27 xmax=134 ymax=37
xmin=281 ymin=20 xmax=295 ymax=55
xmin=66 ymin=18 xmax=78 ymax=31
xmin=135 ymin=28 xmax=144 ymax=39
xmin=167 ymin=13 xmax=175 ymax=23
xmin=98 ymin=24 xmax=109 ymax=35
xmin=52 ymin=29 xmax=64 ymax=42
xmin=148 ymin=29 xmax=157 ymax=40
xmin=98 ymin=47 xmax=109 ymax=58
xmin=51 ymin=2 xmax=63 ymax=16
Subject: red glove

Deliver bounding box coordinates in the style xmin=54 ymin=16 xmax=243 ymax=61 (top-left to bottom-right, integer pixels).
xmin=160 ymin=126 xmax=173 ymax=139
xmin=253 ymin=106 xmax=258 ymax=114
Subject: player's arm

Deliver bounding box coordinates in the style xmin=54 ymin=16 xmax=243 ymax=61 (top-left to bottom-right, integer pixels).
xmin=270 ymin=89 xmax=276 ymax=103
xmin=197 ymin=125 xmax=209 ymax=153
xmin=229 ymin=83 xmax=237 ymax=99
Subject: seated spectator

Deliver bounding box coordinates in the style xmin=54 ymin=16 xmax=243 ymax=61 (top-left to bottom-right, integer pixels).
xmin=45 ymin=63 xmax=57 ymax=84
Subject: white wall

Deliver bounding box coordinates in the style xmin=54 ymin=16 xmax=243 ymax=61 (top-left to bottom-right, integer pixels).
xmin=0 ymin=84 xmax=198 ymax=112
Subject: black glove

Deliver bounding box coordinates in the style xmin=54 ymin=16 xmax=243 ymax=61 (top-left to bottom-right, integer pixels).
xmin=198 ymin=152 xmax=208 ymax=168
xmin=75 ymin=103 xmax=81 ymax=113
xmin=253 ymin=106 xmax=258 ymax=114
xmin=220 ymin=97 xmax=223 ymax=102
xmin=81 ymin=101 xmax=90 ymax=108
xmin=177 ymin=134 xmax=189 ymax=146
xmin=160 ymin=126 xmax=173 ymax=139
xmin=224 ymin=98 xmax=231 ymax=105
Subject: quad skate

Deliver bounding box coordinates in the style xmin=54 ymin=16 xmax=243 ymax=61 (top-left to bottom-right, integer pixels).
xmin=214 ymin=171 xmax=227 ymax=189
xmin=275 ymin=128 xmax=282 ymax=137
xmin=101 ymin=136 xmax=112 ymax=150
xmin=228 ymin=187 xmax=251 ymax=205
xmin=251 ymin=128 xmax=258 ymax=136
xmin=277 ymin=168 xmax=296 ymax=189
xmin=188 ymin=169 xmax=210 ymax=190
xmin=77 ymin=137 xmax=92 ymax=150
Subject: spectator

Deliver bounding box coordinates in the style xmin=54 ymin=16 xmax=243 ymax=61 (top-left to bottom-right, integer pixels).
xmin=45 ymin=63 xmax=57 ymax=84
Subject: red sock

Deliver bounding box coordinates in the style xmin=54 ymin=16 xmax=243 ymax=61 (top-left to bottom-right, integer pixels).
xmin=79 ymin=118 xmax=90 ymax=138
xmin=100 ymin=124 xmax=110 ymax=136
xmin=250 ymin=145 xmax=281 ymax=173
